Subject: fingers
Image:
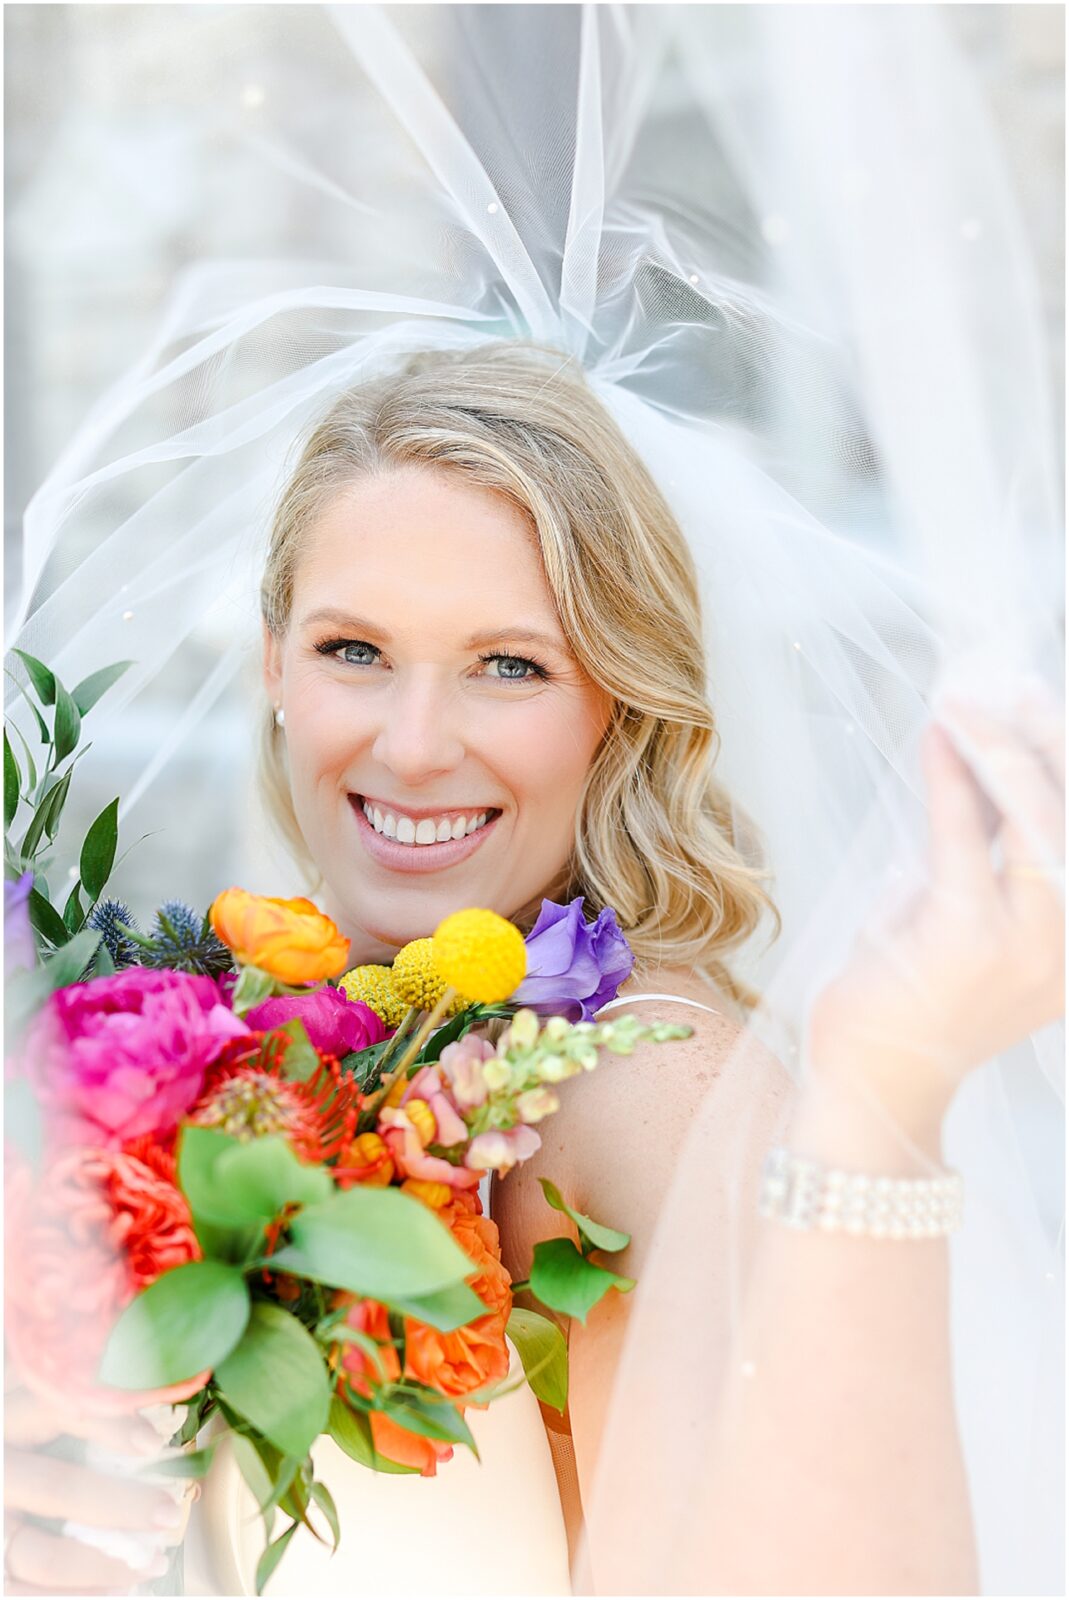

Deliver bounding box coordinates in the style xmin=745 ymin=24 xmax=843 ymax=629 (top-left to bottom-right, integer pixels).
xmin=4 ymin=1448 xmax=185 ymax=1535
xmin=4 ymin=1521 xmax=167 ymax=1592
xmin=922 ymin=721 xmax=998 ymax=903
xmin=940 ymin=698 xmax=1064 ymax=876
xmin=4 ymin=1392 xmax=162 ymax=1457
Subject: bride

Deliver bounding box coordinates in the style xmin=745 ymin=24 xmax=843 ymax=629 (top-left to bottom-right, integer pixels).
xmin=3 ymin=5 xmax=1063 ymax=1595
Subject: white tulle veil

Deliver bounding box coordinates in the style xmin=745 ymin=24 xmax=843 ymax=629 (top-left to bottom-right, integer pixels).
xmin=5 ymin=5 xmax=1063 ymax=1593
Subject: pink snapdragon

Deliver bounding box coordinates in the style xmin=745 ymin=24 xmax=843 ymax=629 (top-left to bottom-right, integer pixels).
xmin=438 ymin=1034 xmax=497 ymax=1110
xmin=467 ymin=1125 xmax=542 ymax=1174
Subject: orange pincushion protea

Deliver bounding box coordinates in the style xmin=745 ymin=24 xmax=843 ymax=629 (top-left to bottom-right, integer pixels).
xmin=189 ymin=1033 xmax=360 ymax=1162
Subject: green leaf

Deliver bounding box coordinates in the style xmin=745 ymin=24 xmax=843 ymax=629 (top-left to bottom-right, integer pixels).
xmin=381 ymin=1280 xmax=489 ymax=1334
xmin=215 ymin=1303 xmax=331 ymax=1461
xmin=230 ymin=1432 xmax=277 ymax=1542
xmin=309 ymin=1481 xmax=340 ymax=1551
xmin=79 ymin=797 xmax=119 ymax=900
xmin=39 ymin=928 xmax=101 ymax=990
xmin=178 ymin=1126 xmax=333 ymax=1229
xmin=62 ymin=880 xmax=85 ymax=935
xmin=52 ymin=681 xmax=81 ymax=765
xmin=99 ymin=1261 xmax=250 ymax=1390
xmin=539 ymin=1178 xmax=631 ymax=1255
xmin=141 ymin=1445 xmax=216 ymax=1479
xmin=4 ymin=731 xmax=19 ymax=829
xmin=265 ymin=1020 xmax=320 ymax=1084
xmin=8 ymin=723 xmax=37 ymax=797
xmin=529 ymin=1238 xmax=635 ymax=1325
xmin=270 ymin=1186 xmax=475 ymax=1304
xmin=19 ymin=772 xmax=70 ymax=860
xmin=28 ymin=886 xmax=69 ymax=949
xmin=92 ymin=939 xmax=116 ymax=977
xmin=71 ymin=660 xmax=133 ymax=717
xmin=377 ymin=1384 xmax=478 ymax=1456
xmin=11 ymin=649 xmax=56 ymax=707
xmin=327 ymin=1397 xmax=418 ymax=1475
xmin=506 ymin=1307 xmax=569 ymax=1412
xmin=255 ymin=1521 xmax=299 ymax=1597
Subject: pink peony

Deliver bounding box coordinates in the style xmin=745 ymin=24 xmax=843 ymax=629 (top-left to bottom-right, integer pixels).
xmin=246 ymin=986 xmax=387 ymax=1057
xmin=22 ymin=969 xmax=249 ymax=1148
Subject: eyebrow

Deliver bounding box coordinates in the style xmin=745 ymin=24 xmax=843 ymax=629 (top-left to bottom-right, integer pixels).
xmin=299 ymin=607 xmax=568 ymax=653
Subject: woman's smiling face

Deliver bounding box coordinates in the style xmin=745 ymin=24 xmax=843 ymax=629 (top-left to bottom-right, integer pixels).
xmin=263 ymin=464 xmax=613 ymax=964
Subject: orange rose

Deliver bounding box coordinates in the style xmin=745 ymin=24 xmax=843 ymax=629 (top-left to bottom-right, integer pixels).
xmin=209 ymin=888 xmax=350 ymax=984
xmin=403 ymin=1191 xmax=513 ymax=1401
xmin=5 ymin=1142 xmax=207 ymax=1416
xmin=332 ymin=1296 xmax=453 ymax=1477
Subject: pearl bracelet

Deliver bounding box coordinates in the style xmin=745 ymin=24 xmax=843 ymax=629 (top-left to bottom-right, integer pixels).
xmin=759 ymin=1146 xmax=964 ymax=1238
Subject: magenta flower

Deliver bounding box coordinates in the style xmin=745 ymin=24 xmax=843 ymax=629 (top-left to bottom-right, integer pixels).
xmin=22 ymin=969 xmax=249 ymax=1148
xmin=245 ymin=986 xmax=387 ymax=1056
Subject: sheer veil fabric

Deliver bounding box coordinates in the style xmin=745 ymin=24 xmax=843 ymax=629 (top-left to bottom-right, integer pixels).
xmin=5 ymin=5 xmax=1063 ymax=1593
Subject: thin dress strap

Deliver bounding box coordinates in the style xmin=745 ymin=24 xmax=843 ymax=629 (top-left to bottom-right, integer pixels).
xmin=596 ymin=991 xmax=723 ymax=1016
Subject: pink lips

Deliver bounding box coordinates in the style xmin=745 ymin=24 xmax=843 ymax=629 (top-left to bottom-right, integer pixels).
xmin=348 ymin=795 xmax=500 ymax=875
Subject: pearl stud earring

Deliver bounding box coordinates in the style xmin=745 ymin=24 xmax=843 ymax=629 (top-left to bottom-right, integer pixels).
xmin=274 ymin=706 xmax=286 ymax=728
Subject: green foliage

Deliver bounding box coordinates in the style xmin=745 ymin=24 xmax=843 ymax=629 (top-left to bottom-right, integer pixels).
xmin=255 ymin=1521 xmax=299 ymax=1596
xmin=214 ymin=1303 xmax=331 ymax=1461
xmin=506 ymin=1307 xmax=569 ymax=1412
xmin=269 ymin=1185 xmax=476 ymax=1305
xmin=99 ymin=1261 xmax=250 ymax=1390
xmin=378 ymin=1280 xmax=489 ymax=1333
xmin=327 ymin=1396 xmax=418 ymax=1474
xmin=4 ymin=651 xmax=131 ymax=963
xmin=528 ymin=1237 xmax=635 ymax=1325
xmin=538 ymin=1177 xmax=631 ymax=1255
xmin=178 ymin=1126 xmax=332 ymax=1233
xmin=376 ymin=1382 xmax=478 ymax=1457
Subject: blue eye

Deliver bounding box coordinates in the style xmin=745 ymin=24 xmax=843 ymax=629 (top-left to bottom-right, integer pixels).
xmin=315 ymin=638 xmax=380 ymax=666
xmin=479 ymin=652 xmax=548 ymax=683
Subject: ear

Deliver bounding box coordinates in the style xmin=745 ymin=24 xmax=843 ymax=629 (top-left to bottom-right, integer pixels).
xmin=262 ymin=621 xmax=283 ymax=708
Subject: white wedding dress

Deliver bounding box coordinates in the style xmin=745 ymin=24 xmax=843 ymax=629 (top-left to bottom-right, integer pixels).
xmin=182 ymin=992 xmax=719 ymax=1597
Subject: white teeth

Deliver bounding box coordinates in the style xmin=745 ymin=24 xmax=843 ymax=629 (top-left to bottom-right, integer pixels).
xmin=361 ymin=799 xmax=495 ymax=845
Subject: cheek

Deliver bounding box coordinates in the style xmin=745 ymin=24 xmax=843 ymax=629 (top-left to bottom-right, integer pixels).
xmin=494 ymin=696 xmax=605 ymax=814
xmin=286 ymin=675 xmax=370 ymax=788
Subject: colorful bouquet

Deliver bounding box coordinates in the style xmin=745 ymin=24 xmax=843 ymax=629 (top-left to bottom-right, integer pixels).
xmin=4 ymin=652 xmax=691 ymax=1591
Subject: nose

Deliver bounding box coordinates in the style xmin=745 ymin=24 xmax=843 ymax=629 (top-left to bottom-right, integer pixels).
xmin=369 ymin=669 xmax=467 ymax=788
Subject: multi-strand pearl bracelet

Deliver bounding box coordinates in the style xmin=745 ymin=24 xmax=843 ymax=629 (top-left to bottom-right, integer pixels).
xmin=759 ymin=1147 xmax=964 ymax=1238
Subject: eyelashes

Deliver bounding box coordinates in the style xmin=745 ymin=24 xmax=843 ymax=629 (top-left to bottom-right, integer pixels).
xmin=312 ymin=637 xmax=551 ymax=684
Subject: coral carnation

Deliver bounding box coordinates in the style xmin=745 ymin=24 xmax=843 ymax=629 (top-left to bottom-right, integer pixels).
xmin=5 ymin=1143 xmax=206 ymax=1415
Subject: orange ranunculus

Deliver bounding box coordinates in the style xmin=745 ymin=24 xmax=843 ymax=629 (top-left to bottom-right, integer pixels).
xmin=403 ymin=1191 xmax=513 ymax=1402
xmin=209 ymin=888 xmax=350 ymax=984
xmin=4 ymin=1143 xmax=208 ymax=1416
xmin=332 ymin=1296 xmax=454 ymax=1477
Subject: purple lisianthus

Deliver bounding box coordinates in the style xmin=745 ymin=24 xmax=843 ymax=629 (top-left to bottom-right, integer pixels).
xmin=513 ymin=896 xmax=634 ymax=1022
xmin=246 ymin=986 xmax=388 ymax=1056
xmin=21 ymin=968 xmax=249 ymax=1148
xmin=4 ymin=873 xmax=35 ymax=979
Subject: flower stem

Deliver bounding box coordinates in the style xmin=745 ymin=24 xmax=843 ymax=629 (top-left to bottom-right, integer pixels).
xmin=366 ymin=987 xmax=457 ymax=1111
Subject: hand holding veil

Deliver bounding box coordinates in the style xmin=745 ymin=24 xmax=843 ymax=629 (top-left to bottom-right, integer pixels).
xmin=6 ymin=5 xmax=1063 ymax=1593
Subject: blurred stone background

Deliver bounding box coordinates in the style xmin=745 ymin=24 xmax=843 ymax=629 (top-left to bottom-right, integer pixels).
xmin=3 ymin=3 xmax=1064 ymax=924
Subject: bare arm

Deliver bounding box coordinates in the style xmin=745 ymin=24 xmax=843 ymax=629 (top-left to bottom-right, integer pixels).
xmin=496 ymin=1007 xmax=977 ymax=1595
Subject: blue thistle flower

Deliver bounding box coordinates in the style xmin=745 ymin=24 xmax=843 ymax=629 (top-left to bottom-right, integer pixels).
xmin=86 ymin=898 xmax=141 ymax=968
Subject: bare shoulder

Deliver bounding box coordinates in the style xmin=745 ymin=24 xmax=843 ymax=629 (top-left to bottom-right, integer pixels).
xmin=494 ymin=964 xmax=793 ymax=1279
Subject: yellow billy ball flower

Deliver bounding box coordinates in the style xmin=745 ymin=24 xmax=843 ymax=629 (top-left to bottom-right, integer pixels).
xmin=338 ymin=965 xmax=408 ymax=1029
xmin=432 ymin=908 xmax=527 ymax=1005
xmin=391 ymin=938 xmax=467 ymax=1015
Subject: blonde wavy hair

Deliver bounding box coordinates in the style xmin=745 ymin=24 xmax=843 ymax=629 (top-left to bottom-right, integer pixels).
xmin=259 ymin=342 xmax=779 ymax=1011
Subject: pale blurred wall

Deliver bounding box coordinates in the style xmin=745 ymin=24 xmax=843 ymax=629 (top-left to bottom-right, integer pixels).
xmin=3 ymin=3 xmax=1064 ymax=921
